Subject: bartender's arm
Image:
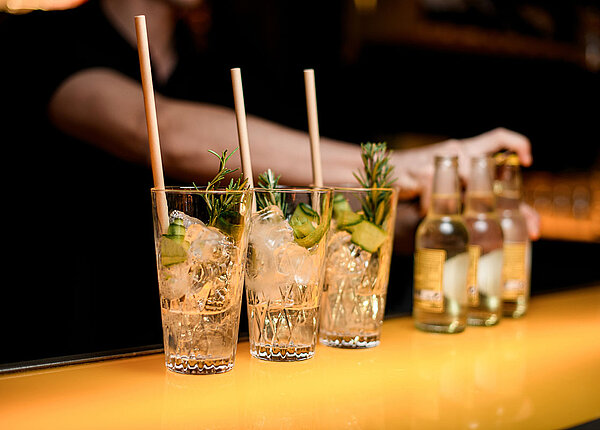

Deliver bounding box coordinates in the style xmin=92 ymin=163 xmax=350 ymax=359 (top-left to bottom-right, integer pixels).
xmin=48 ymin=67 xmax=539 ymax=238
xmin=48 ymin=68 xmax=361 ymax=186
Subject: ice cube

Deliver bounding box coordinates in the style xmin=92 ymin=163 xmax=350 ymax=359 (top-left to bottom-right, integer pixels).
xmin=252 ymin=204 xmax=286 ymax=223
xmin=187 ymin=224 xmax=235 ymax=262
xmin=247 ymin=206 xmax=317 ymax=303
xmin=275 ymin=242 xmax=317 ymax=286
xmin=159 ymin=261 xmax=192 ymax=300
xmin=358 ymin=254 xmax=380 ymax=295
xmin=246 ymin=204 xmax=294 ymax=281
xmin=182 ymin=223 xmax=238 ymax=312
xmin=249 ymin=205 xmax=294 ymax=252
xmin=182 ymin=281 xmax=212 ymax=313
xmin=325 ymin=231 xmax=371 ymax=292
xmin=169 ymin=210 xmax=203 ymax=229
xmin=327 ymin=230 xmax=352 ymax=254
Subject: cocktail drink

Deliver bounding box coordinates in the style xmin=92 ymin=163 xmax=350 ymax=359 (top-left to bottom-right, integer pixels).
xmin=245 ymin=186 xmax=332 ymax=361
xmin=151 ymin=186 xmax=252 ymax=374
xmin=319 ymin=187 xmax=398 ymax=348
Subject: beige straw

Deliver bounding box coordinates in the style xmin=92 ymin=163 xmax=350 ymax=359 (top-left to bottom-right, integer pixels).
xmin=135 ymin=15 xmax=169 ymax=233
xmin=230 ymin=68 xmax=256 ymax=211
xmin=304 ymin=69 xmax=323 ymax=187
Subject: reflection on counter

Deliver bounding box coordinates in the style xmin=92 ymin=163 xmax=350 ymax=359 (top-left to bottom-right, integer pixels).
xmin=0 ymin=287 xmax=599 ymax=429
xmin=524 ymin=170 xmax=600 ymax=243
xmin=407 ymin=322 xmax=531 ymax=429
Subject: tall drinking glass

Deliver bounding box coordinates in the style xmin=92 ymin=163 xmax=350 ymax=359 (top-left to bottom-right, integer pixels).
xmin=245 ymin=188 xmax=333 ymax=361
xmin=151 ymin=186 xmax=252 ymax=374
xmin=319 ymin=187 xmax=398 ymax=348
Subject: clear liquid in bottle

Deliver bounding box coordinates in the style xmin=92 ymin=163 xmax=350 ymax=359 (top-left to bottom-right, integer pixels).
xmin=414 ymin=155 xmax=469 ymax=333
xmin=464 ymin=155 xmax=504 ymax=326
xmin=494 ymin=153 xmax=531 ymax=318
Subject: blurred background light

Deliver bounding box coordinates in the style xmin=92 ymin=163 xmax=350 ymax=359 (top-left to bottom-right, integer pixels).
xmin=1 ymin=0 xmax=86 ymax=13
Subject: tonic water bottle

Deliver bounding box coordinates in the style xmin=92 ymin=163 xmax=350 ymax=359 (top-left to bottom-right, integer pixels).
xmin=414 ymin=155 xmax=469 ymax=333
xmin=494 ymin=153 xmax=531 ymax=318
xmin=464 ymin=155 xmax=504 ymax=326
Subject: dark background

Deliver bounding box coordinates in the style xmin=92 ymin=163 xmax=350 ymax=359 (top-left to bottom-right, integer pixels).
xmin=1 ymin=0 xmax=599 ymax=369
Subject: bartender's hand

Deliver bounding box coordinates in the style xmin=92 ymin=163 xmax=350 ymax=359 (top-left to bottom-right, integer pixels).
xmin=392 ymin=127 xmax=540 ymax=240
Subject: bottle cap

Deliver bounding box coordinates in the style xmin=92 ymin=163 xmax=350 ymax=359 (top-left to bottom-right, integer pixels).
xmin=494 ymin=152 xmax=520 ymax=166
xmin=505 ymin=153 xmax=520 ymax=166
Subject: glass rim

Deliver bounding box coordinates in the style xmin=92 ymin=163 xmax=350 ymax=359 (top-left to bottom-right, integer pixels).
xmin=151 ymin=186 xmax=253 ymax=194
xmin=329 ymin=185 xmax=397 ymax=192
xmin=252 ymin=186 xmax=332 ymax=193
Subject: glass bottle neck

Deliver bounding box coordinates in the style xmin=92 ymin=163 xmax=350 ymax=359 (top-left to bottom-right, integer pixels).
xmin=494 ymin=163 xmax=522 ymax=210
xmin=465 ymin=156 xmax=496 ymax=215
xmin=429 ymin=155 xmax=461 ymax=216
xmin=430 ymin=193 xmax=462 ymax=215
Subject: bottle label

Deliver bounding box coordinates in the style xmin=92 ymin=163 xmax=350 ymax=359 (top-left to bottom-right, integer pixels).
xmin=414 ymin=248 xmax=446 ymax=312
xmin=467 ymin=245 xmax=481 ymax=306
xmin=502 ymin=242 xmax=527 ymax=300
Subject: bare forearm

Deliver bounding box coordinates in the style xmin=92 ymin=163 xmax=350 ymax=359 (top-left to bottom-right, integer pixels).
xmin=48 ymin=69 xmax=150 ymax=165
xmin=157 ymin=96 xmax=362 ymax=185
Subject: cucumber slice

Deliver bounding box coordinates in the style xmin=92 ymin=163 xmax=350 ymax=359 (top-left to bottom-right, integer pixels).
xmin=166 ymin=218 xmax=185 ymax=239
xmin=335 ymin=210 xmax=363 ymax=230
xmin=290 ymin=202 xmax=329 ymax=248
xmin=160 ymin=236 xmax=190 ymax=266
xmin=290 ymin=203 xmax=318 ymax=238
xmin=292 ymin=220 xmax=315 ymax=238
xmin=161 ymin=219 xmax=189 ymax=266
xmin=333 ymin=194 xmax=352 ymax=215
xmin=333 ymin=193 xmax=346 ymax=203
xmin=215 ymin=210 xmax=242 ymax=240
xmin=298 ymin=203 xmax=320 ymax=222
xmin=332 ymin=194 xmax=364 ymax=231
xmin=350 ymin=220 xmax=388 ymax=253
xmin=295 ymin=219 xmax=327 ymax=249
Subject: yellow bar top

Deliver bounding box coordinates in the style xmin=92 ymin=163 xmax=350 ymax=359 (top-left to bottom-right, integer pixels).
xmin=1 ymin=286 xmax=599 ymax=430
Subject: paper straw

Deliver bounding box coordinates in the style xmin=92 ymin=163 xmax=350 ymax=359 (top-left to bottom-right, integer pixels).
xmin=230 ymin=68 xmax=256 ymax=212
xmin=304 ymin=69 xmax=323 ymax=187
xmin=135 ymin=15 xmax=169 ymax=233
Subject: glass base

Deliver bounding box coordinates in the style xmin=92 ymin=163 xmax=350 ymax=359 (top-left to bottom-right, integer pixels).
xmin=414 ymin=320 xmax=466 ymax=334
xmin=468 ymin=312 xmax=500 ymax=326
xmin=319 ymin=333 xmax=380 ymax=349
xmin=165 ymin=354 xmax=235 ymax=375
xmin=503 ymin=300 xmax=528 ymax=318
xmin=250 ymin=344 xmax=314 ymax=362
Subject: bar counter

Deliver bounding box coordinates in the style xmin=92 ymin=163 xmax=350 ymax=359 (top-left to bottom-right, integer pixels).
xmin=1 ymin=285 xmax=599 ymax=430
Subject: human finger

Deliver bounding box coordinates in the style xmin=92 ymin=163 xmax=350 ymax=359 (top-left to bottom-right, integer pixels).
xmin=463 ymin=128 xmax=532 ymax=167
xmin=520 ymin=202 xmax=541 ymax=240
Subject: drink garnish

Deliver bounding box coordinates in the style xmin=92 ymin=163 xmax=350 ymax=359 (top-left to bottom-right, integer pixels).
xmin=160 ymin=218 xmax=190 ymax=266
xmin=161 ymin=149 xmax=248 ymax=267
xmin=196 ymin=148 xmax=249 ymax=228
xmin=332 ymin=142 xmax=396 ymax=252
xmin=256 ymin=169 xmax=328 ymax=249
xmin=353 ymin=142 xmax=397 ymax=227
xmin=256 ymin=169 xmax=288 ymax=214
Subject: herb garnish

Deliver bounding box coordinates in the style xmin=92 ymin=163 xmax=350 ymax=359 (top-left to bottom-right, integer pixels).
xmin=195 ymin=148 xmax=248 ymax=226
xmin=353 ymin=142 xmax=397 ymax=227
xmin=256 ymin=169 xmax=288 ymax=215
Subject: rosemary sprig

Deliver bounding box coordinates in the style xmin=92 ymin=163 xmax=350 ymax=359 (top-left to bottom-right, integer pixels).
xmin=256 ymin=169 xmax=288 ymax=214
xmin=353 ymin=142 xmax=397 ymax=227
xmin=195 ymin=149 xmax=248 ymax=226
